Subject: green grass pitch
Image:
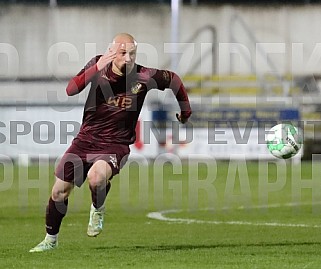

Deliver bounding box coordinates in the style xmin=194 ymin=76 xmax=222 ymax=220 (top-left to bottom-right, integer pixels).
xmin=1 ymin=160 xmax=321 ymax=268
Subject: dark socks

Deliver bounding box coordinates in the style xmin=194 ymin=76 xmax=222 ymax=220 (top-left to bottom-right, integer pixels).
xmin=45 ymin=197 xmax=68 ymax=235
xmin=90 ymin=181 xmax=111 ymax=209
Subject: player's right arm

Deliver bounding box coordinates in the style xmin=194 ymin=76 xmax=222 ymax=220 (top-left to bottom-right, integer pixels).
xmin=66 ymin=56 xmax=100 ymax=96
xmin=66 ymin=47 xmax=117 ymax=96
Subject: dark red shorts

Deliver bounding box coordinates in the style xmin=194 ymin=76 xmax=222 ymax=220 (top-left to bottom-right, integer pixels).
xmin=55 ymin=138 xmax=130 ymax=187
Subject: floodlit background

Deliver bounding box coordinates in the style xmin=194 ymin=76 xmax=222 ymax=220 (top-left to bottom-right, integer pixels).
xmin=2 ymin=2 xmax=321 ymax=268
xmin=1 ymin=0 xmax=321 ymax=161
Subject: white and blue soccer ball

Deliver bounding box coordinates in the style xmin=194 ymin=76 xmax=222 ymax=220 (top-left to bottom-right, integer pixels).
xmin=266 ymin=124 xmax=303 ymax=159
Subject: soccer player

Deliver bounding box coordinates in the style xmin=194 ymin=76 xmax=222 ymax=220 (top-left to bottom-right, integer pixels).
xmin=29 ymin=33 xmax=192 ymax=252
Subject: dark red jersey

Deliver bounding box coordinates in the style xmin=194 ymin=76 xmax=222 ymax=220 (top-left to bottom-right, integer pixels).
xmin=66 ymin=55 xmax=192 ymax=145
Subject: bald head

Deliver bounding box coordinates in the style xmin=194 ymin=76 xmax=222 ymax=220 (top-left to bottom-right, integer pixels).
xmin=111 ymin=33 xmax=137 ymax=75
xmin=112 ymin=33 xmax=137 ymax=47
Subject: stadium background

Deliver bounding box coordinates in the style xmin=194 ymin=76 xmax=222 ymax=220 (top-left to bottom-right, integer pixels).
xmin=1 ymin=0 xmax=321 ymax=161
xmin=2 ymin=2 xmax=321 ymax=268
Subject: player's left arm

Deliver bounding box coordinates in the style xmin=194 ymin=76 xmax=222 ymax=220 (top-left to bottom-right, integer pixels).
xmin=167 ymin=71 xmax=192 ymax=124
xmin=142 ymin=67 xmax=192 ymax=123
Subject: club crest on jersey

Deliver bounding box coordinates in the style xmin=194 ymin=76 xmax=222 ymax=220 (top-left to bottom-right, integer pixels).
xmin=131 ymin=83 xmax=142 ymax=94
xmin=163 ymin=70 xmax=170 ymax=83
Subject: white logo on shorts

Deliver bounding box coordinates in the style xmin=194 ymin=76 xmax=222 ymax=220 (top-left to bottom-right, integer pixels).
xmin=109 ymin=156 xmax=118 ymax=169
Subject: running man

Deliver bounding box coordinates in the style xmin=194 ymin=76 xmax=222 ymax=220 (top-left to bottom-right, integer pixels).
xmin=29 ymin=33 xmax=192 ymax=252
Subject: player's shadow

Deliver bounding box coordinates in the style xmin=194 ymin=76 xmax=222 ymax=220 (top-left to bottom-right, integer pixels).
xmin=94 ymin=241 xmax=321 ymax=251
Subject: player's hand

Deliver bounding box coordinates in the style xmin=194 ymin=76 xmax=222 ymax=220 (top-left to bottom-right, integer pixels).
xmin=96 ymin=44 xmax=119 ymax=71
xmin=176 ymin=113 xmax=189 ymax=124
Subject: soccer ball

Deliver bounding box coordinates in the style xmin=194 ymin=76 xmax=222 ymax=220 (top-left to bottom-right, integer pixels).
xmin=266 ymin=124 xmax=302 ymax=159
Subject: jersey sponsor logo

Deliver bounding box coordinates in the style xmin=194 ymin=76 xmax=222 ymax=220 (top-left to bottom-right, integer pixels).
xmin=107 ymin=96 xmax=133 ymax=109
xmin=131 ymin=82 xmax=143 ymax=94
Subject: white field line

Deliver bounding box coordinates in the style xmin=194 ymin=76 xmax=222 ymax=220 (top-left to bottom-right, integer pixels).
xmin=147 ymin=202 xmax=321 ymax=228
